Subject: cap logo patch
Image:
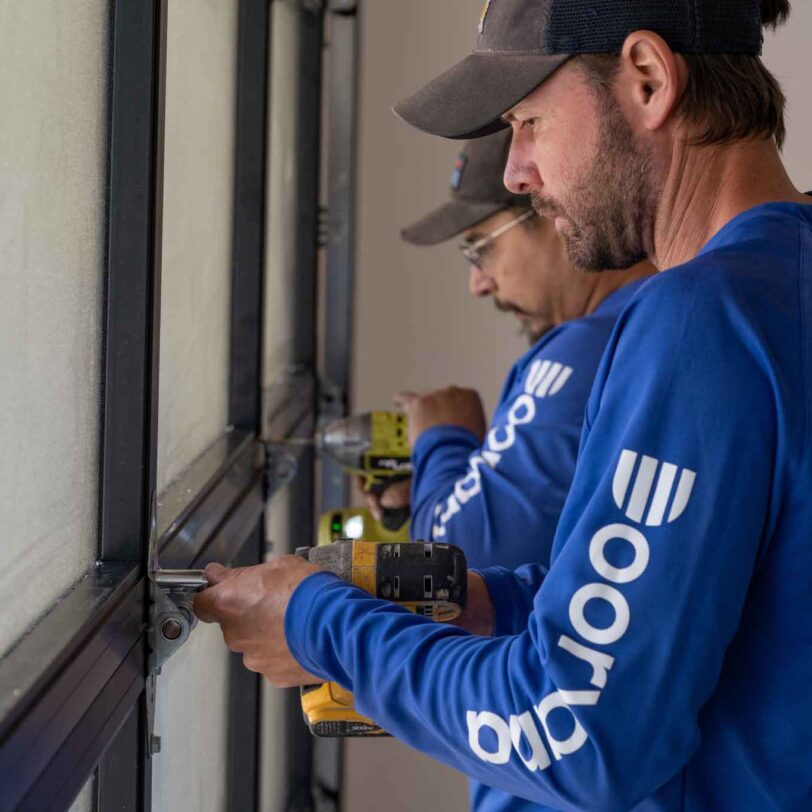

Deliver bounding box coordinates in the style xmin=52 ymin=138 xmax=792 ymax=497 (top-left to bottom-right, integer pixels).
xmin=451 ymin=154 xmax=468 ymax=191
xmin=478 ymin=0 xmax=493 ymax=34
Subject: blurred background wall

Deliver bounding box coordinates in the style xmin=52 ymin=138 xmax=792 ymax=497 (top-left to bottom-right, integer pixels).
xmin=352 ymin=0 xmax=526 ymax=422
xmin=763 ymin=3 xmax=812 ymax=187
xmin=347 ymin=1 xmax=812 ymax=809
xmin=347 ymin=2 xmax=500 ymax=808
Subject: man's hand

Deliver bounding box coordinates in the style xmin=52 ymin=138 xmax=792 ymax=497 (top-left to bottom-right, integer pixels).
xmin=451 ymin=573 xmax=494 ymax=637
xmin=395 ymin=386 xmax=487 ymax=447
xmin=193 ymin=557 xmax=324 ymax=687
xmin=359 ymin=476 xmax=412 ymax=523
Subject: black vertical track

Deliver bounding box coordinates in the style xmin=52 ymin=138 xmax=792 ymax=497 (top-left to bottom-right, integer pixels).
xmin=293 ymin=0 xmax=325 ymax=372
xmin=226 ymin=0 xmax=272 ymax=809
xmin=320 ymin=0 xmax=360 ymax=516
xmin=284 ymin=3 xmax=325 ymax=811
xmin=97 ymin=0 xmax=168 ymax=809
xmin=229 ymin=0 xmax=271 ymax=434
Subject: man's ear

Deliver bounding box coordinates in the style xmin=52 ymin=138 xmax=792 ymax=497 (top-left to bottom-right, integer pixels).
xmin=616 ymin=31 xmax=686 ymax=132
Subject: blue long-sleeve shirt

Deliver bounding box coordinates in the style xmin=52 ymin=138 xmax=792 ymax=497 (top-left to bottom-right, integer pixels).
xmin=411 ymin=280 xmax=648 ymax=575
xmin=287 ymin=203 xmax=812 ymax=811
xmin=411 ymin=280 xmax=646 ymax=812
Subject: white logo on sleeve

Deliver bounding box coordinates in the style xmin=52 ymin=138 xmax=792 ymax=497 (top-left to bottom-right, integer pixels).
xmin=431 ymin=358 xmax=574 ymax=540
xmin=465 ymin=449 xmax=698 ymax=772
xmin=612 ymin=449 xmax=696 ymax=527
xmin=525 ymin=359 xmax=574 ymax=399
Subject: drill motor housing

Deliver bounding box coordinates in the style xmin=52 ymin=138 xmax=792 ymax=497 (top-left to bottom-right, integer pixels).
xmin=318 ymin=411 xmax=411 ymax=492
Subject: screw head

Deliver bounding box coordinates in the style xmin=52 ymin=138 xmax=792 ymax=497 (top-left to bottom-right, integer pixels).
xmin=161 ymin=618 xmax=183 ymax=641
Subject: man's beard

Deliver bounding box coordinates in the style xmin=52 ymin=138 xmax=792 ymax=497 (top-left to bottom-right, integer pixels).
xmin=532 ymin=92 xmax=657 ymax=273
xmin=494 ymin=299 xmax=551 ymax=345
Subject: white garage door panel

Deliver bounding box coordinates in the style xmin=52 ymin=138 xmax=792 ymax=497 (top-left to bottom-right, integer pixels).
xmin=153 ymin=2 xmax=239 ymax=809
xmin=152 ymin=624 xmax=231 ymax=812
xmin=156 ymin=0 xmax=238 ymax=494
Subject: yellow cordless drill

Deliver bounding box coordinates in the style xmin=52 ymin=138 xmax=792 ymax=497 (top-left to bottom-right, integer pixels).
xmin=315 ymin=411 xmax=412 ymax=532
xmin=276 ymin=411 xmax=411 ymax=530
xmin=298 ymin=534 xmax=467 ymax=737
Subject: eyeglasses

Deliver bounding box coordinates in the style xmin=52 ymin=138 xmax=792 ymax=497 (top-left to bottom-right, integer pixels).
xmin=459 ymin=208 xmax=536 ymax=269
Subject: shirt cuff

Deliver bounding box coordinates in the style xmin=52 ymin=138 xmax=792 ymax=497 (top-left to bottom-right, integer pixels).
xmin=477 ymin=566 xmax=531 ymax=638
xmin=285 ymin=570 xmax=348 ymax=679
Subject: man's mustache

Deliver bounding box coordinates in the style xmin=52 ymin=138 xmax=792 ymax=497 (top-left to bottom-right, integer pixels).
xmin=530 ymin=192 xmax=566 ymax=220
xmin=494 ymin=298 xmax=531 ymax=316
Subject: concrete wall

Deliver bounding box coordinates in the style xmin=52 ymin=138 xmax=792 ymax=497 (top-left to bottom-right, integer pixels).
xmin=0 ymin=1 xmax=107 ymax=662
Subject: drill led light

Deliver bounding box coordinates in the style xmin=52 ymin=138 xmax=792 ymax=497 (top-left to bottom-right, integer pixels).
xmin=344 ymin=515 xmax=365 ymax=539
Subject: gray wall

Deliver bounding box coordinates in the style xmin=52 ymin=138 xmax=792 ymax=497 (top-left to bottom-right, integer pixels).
xmin=152 ymin=624 xmax=231 ymax=812
xmin=260 ymin=5 xmax=300 ymax=809
xmin=351 ymin=0 xmax=525 ymax=423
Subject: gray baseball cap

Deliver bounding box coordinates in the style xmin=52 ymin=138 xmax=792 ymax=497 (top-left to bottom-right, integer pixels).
xmin=401 ymin=130 xmax=526 ymax=246
xmin=395 ymin=0 xmax=764 ymax=140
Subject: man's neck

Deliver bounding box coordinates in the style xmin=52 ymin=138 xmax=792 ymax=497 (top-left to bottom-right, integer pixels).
xmin=578 ymin=260 xmax=656 ymax=319
xmin=653 ymin=138 xmax=809 ymax=270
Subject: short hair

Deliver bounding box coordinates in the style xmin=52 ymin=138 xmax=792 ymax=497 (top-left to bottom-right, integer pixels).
xmin=577 ymin=1 xmax=791 ymax=149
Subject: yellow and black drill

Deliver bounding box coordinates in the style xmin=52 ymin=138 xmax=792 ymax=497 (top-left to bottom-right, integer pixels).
xmin=297 ymin=538 xmax=467 ymax=737
xmin=285 ymin=411 xmax=461 ymax=736
xmin=314 ymin=411 xmax=412 ymax=532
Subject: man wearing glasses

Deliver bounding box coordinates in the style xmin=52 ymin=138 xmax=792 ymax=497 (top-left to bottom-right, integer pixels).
xmin=390 ymin=130 xmax=652 ymax=583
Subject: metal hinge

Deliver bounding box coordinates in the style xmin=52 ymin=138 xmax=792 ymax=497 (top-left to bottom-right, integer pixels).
xmin=148 ymin=570 xmax=206 ymax=675
xmin=145 ymin=496 xmax=208 ymax=756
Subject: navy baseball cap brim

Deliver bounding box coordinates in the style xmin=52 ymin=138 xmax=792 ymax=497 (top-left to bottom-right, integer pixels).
xmin=401 ymin=199 xmax=508 ymax=246
xmin=394 ymin=52 xmax=569 ymax=140
xmin=394 ymin=0 xmax=763 ymax=141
